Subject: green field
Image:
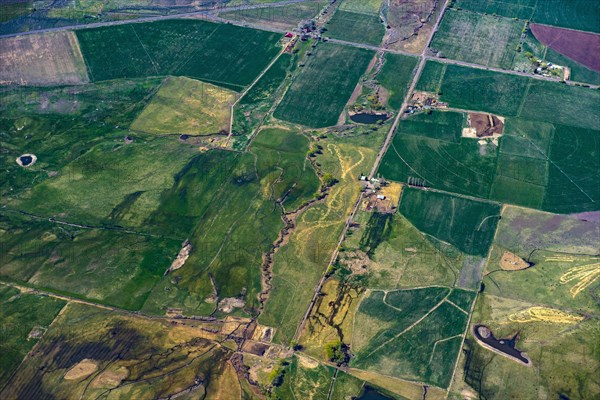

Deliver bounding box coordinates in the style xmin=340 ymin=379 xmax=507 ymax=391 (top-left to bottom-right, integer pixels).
xmin=220 ymin=0 xmax=327 ymax=29
xmin=352 ymin=287 xmax=469 ymax=388
xmin=434 ymin=63 xmax=530 ymax=116
xmin=376 ymin=53 xmax=419 ymax=109
xmin=0 ymin=286 xmax=66 ymax=388
xmin=533 ymin=0 xmax=600 ymax=33
xmin=75 ymin=19 xmax=281 ymax=89
xmin=415 ymin=60 xmax=446 ymax=93
xmin=378 ymin=111 xmax=498 ymax=199
xmin=272 ymin=355 xmax=335 ymax=400
xmin=131 ymin=76 xmax=236 ymax=136
xmin=325 ymin=10 xmax=385 ymax=46
xmin=399 ymin=188 xmax=501 ymax=256
xmin=454 ymin=0 xmax=536 ymax=20
xmin=431 ymin=9 xmax=524 ymax=69
xmin=274 ymin=42 xmax=374 ymax=128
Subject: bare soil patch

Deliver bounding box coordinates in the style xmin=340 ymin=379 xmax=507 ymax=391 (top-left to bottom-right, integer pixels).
xmin=500 ymin=251 xmax=530 ymax=271
xmin=385 ymin=0 xmax=439 ymax=54
xmin=91 ymin=366 xmax=129 ymax=388
xmin=466 ymin=113 xmax=504 ymax=138
xmin=64 ymin=359 xmax=98 ymax=380
xmin=0 ymin=31 xmax=89 ymax=86
xmin=530 ymin=23 xmax=600 ymax=72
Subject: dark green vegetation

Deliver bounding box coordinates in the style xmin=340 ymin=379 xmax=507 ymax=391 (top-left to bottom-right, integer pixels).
xmin=274 ymin=42 xmax=374 ymax=127
xmin=454 ymin=0 xmax=600 ymax=33
xmin=143 ymin=128 xmax=320 ymax=316
xmin=446 ymin=288 xmax=477 ymax=312
xmin=0 ymin=1 xmax=32 ymax=23
xmin=376 ymin=53 xmax=419 ymax=110
xmin=352 ymin=287 xmax=469 ymax=388
xmin=325 ymin=10 xmax=385 ymax=46
xmin=379 ymin=110 xmax=497 ymax=198
xmin=399 ymin=188 xmax=501 ymax=256
xmin=431 ymin=9 xmax=524 ymax=69
xmin=396 ymin=110 xmax=464 ymax=142
xmin=76 ymin=19 xmax=281 ymax=89
xmin=0 ymin=303 xmax=240 ymax=399
xmin=454 ymin=0 xmax=536 ymax=20
xmin=433 ymin=64 xmax=530 ymax=116
xmin=0 ymin=286 xmax=65 ymax=388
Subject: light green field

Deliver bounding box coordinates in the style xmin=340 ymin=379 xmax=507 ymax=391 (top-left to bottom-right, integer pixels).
xmin=376 ymin=53 xmax=419 ymax=110
xmin=131 ymin=76 xmax=236 ymax=136
xmin=339 ymin=0 xmax=381 ymax=15
xmin=431 ymin=9 xmax=524 ymax=69
xmin=220 ymin=0 xmax=327 ymax=29
xmin=450 ymin=293 xmax=600 ymax=399
xmin=454 ymin=0 xmax=536 ymax=20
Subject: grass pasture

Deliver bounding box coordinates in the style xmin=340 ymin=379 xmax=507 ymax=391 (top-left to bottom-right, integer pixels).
xmin=399 ymin=188 xmax=501 ymax=256
xmin=431 ymin=9 xmax=523 ymax=69
xmin=450 ymin=294 xmax=600 ymax=399
xmin=533 ymin=0 xmax=600 ymax=33
xmin=272 ymin=355 xmax=335 ymax=400
xmin=0 ymin=303 xmax=241 ymax=400
xmin=131 ymin=76 xmax=236 ymax=135
xmin=75 ymin=19 xmax=281 ymax=89
xmin=0 ymin=31 xmax=88 ymax=86
xmin=143 ymin=128 xmax=320 ymax=317
xmin=415 ymin=60 xmax=446 ymax=93
xmin=260 ymin=129 xmax=384 ymax=344
xmin=352 ymin=287 xmax=470 ymax=388
xmin=0 ymin=285 xmax=66 ymax=388
xmin=274 ymin=42 xmax=374 ymax=128
xmin=325 ymin=10 xmax=385 ymax=46
xmin=339 ymin=0 xmax=382 ymax=15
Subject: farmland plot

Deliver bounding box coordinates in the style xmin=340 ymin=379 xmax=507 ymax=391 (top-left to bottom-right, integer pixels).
xmin=454 ymin=0 xmax=536 ymax=20
xmin=399 ymin=188 xmax=501 ymax=257
xmin=220 ymin=0 xmax=328 ymax=30
xmin=0 ymin=31 xmax=88 ymax=86
xmin=376 ymin=53 xmax=419 ymax=109
xmin=274 ymin=42 xmax=374 ymax=128
xmin=325 ymin=10 xmax=385 ymax=46
xmin=352 ymin=287 xmax=471 ymax=388
xmin=431 ymin=9 xmax=523 ymax=69
xmin=131 ymin=76 xmax=236 ymax=136
xmin=76 ymin=19 xmax=281 ymax=89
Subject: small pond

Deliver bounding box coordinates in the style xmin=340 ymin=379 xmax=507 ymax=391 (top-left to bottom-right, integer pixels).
xmin=350 ymin=113 xmax=390 ymax=124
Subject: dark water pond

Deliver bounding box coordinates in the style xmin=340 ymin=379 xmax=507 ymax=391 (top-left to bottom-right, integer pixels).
xmin=350 ymin=113 xmax=390 ymax=124
xmin=357 ymin=386 xmax=394 ymax=400
xmin=19 ymin=155 xmax=33 ymax=166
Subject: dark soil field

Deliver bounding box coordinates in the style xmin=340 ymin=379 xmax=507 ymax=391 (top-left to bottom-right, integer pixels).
xmin=530 ymin=23 xmax=600 ymax=72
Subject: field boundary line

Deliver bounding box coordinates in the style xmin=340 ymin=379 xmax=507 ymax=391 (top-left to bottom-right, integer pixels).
xmin=445 ymin=300 xmax=468 ymax=315
xmin=362 ymin=293 xmax=450 ymax=359
xmin=428 ymin=334 xmax=462 ymax=365
xmin=516 ymin=78 xmax=533 ymax=117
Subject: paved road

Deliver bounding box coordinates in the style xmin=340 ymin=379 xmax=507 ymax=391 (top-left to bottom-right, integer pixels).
xmin=0 ymin=0 xmax=309 ymax=38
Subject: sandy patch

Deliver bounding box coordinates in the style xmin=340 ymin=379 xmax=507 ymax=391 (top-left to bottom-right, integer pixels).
xmin=500 ymin=251 xmax=530 ymax=271
xmin=64 ymin=359 xmax=98 ymax=380
xmin=297 ymin=354 xmax=319 ymax=369
xmin=91 ymin=366 xmax=129 ymax=388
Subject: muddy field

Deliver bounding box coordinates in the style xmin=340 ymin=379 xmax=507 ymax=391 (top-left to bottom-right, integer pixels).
xmin=530 ymin=23 xmax=600 ymax=72
xmin=468 ymin=112 xmax=504 ymax=137
xmin=0 ymin=31 xmax=89 ymax=86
